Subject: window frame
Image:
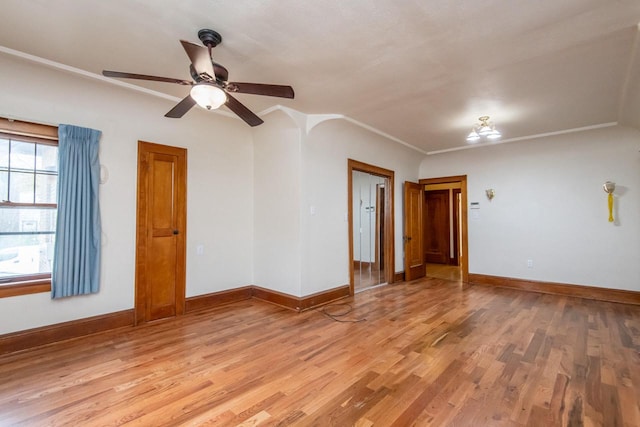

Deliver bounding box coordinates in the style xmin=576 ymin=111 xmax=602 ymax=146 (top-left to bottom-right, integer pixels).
xmin=0 ymin=117 xmax=58 ymax=298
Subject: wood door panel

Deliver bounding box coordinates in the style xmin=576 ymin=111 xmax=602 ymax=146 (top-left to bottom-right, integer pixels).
xmin=136 ymin=141 xmax=187 ymax=324
xmin=150 ymin=154 xmax=176 ymax=230
xmin=404 ymin=181 xmax=425 ymax=280
xmin=407 ymin=189 xmax=423 ymax=267
xmin=425 ymin=190 xmax=450 ymax=264
xmin=147 ymin=152 xmax=180 ymax=321
xmin=148 ymin=235 xmax=177 ymax=319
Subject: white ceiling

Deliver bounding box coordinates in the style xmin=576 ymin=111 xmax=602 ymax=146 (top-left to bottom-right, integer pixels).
xmin=1 ymin=0 xmax=640 ymax=153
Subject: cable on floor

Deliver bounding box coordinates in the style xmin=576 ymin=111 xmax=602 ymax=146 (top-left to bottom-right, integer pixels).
xmin=320 ymin=303 xmax=366 ymax=323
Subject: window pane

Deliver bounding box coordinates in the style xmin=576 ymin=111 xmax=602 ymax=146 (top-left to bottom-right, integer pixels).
xmin=9 ymin=171 xmax=34 ymax=203
xmin=36 ymin=144 xmax=58 ymax=173
xmin=0 ymin=234 xmax=55 ymax=280
xmin=36 ymin=174 xmax=57 ymax=204
xmin=0 ymin=171 xmax=7 ymax=202
xmin=0 ymin=139 xmax=8 ymax=169
xmin=0 ymin=207 xmax=56 ymax=233
xmin=10 ymin=140 xmax=35 ymax=171
xmin=0 ymin=207 xmax=56 ymax=281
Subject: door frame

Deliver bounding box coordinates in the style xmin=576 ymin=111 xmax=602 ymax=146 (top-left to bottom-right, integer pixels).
xmin=348 ymin=159 xmax=395 ymax=295
xmin=451 ymin=188 xmax=461 ymax=266
xmin=419 ymin=175 xmax=469 ymax=283
xmin=374 ymin=183 xmax=384 ymax=271
xmin=135 ymin=141 xmax=187 ymax=325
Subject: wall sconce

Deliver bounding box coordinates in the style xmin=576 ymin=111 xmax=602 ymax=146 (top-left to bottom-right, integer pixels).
xmin=602 ymin=181 xmax=615 ymax=222
xmin=486 ymin=189 xmax=495 ymax=201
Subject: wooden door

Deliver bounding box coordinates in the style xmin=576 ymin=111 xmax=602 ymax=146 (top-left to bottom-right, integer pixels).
xmin=451 ymin=188 xmax=461 ymax=266
xmin=403 ymin=181 xmax=425 ymax=280
xmin=424 ymin=190 xmax=450 ymax=264
xmin=135 ymin=141 xmax=187 ymax=324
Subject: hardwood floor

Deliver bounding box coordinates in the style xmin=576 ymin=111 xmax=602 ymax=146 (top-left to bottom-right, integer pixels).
xmin=354 ymin=261 xmax=385 ymax=292
xmin=1 ymin=278 xmax=639 ymax=426
xmin=426 ymin=263 xmax=461 ymax=282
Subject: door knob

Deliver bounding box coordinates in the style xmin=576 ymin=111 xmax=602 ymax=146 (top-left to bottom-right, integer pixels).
xmin=173 ymin=230 xmax=179 ymax=235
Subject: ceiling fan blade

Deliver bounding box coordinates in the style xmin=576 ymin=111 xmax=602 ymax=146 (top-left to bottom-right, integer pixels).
xmin=180 ymin=40 xmax=215 ymax=80
xmin=165 ymin=95 xmax=197 ymax=118
xmin=102 ymin=70 xmax=192 ymax=85
xmin=225 ymin=94 xmax=264 ymax=127
xmin=227 ymin=82 xmax=294 ymax=99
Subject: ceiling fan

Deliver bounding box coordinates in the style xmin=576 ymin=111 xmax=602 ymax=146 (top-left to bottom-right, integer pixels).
xmin=102 ymin=29 xmax=294 ymax=127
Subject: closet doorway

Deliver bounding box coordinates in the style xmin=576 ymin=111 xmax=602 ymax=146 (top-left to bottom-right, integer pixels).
xmin=348 ymin=160 xmax=395 ymax=294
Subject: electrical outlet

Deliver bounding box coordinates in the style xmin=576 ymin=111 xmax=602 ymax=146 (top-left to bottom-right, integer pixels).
xmin=527 ymin=259 xmax=533 ymax=268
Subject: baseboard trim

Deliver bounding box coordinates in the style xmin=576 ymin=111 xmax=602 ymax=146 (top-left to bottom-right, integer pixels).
xmin=0 ymin=309 xmax=134 ymax=355
xmin=298 ymin=285 xmax=351 ymax=312
xmin=0 ymin=284 xmax=352 ymax=355
xmin=185 ymin=287 xmax=253 ymax=313
xmin=252 ymin=286 xmax=301 ymax=311
xmin=394 ymin=271 xmax=405 ymax=282
xmin=468 ymin=273 xmax=640 ymax=306
xmin=252 ymin=285 xmax=350 ymax=312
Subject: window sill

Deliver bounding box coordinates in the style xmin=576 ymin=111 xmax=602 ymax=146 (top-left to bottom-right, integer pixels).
xmin=0 ymin=280 xmax=51 ymax=298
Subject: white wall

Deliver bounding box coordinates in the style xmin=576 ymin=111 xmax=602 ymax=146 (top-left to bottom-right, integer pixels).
xmin=252 ymin=112 xmax=302 ymax=296
xmin=0 ymin=54 xmax=424 ymax=334
xmin=4 ymin=50 xmax=637 ymax=337
xmin=0 ymin=54 xmax=255 ymax=334
xmin=251 ymin=113 xmax=424 ymax=297
xmin=300 ymin=119 xmax=423 ymax=295
xmin=620 ymin=34 xmax=640 ymax=130
xmin=420 ymin=125 xmax=640 ymax=291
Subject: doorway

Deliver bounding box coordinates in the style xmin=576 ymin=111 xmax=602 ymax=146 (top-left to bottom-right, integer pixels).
xmin=420 ymin=176 xmax=468 ymax=282
xmin=135 ymin=141 xmax=187 ymax=324
xmin=348 ymin=160 xmax=395 ymax=295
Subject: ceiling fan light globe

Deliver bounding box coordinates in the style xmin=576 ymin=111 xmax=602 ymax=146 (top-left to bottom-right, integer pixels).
xmin=190 ymin=84 xmax=227 ymax=110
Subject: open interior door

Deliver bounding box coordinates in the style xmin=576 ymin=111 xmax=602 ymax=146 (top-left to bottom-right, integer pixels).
xmin=403 ymin=181 xmax=426 ymax=280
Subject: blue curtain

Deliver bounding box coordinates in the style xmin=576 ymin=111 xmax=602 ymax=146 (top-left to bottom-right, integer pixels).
xmin=52 ymin=124 xmax=102 ymax=299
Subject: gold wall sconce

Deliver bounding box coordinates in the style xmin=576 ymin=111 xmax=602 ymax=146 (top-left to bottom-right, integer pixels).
xmin=602 ymin=181 xmax=615 ymax=222
xmin=486 ymin=189 xmax=495 ymax=201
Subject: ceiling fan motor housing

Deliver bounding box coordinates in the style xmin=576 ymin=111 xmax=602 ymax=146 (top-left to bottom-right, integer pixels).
xmin=198 ymin=29 xmax=222 ymax=48
xmin=190 ymin=63 xmax=229 ymax=83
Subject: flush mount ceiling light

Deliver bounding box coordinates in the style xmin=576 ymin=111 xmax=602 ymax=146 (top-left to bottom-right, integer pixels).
xmin=466 ymin=116 xmax=501 ymax=143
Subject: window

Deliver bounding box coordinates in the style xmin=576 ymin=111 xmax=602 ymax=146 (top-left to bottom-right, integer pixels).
xmin=0 ymin=118 xmax=58 ymax=297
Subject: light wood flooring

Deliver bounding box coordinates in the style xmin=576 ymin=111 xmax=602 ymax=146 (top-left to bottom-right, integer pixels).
xmin=426 ymin=263 xmax=461 ymax=282
xmin=354 ymin=262 xmax=385 ymax=292
xmin=1 ymin=278 xmax=639 ymax=426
